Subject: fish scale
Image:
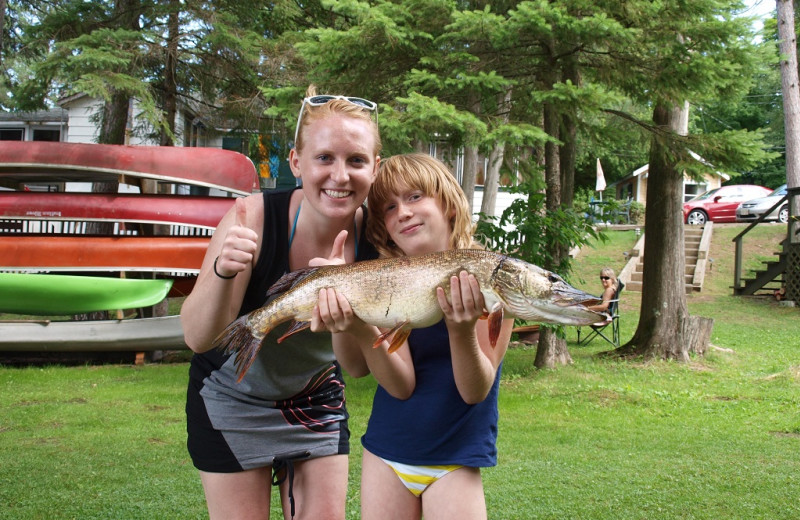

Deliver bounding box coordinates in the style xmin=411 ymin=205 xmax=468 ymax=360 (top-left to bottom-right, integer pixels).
xmin=215 ymin=249 xmax=605 ymax=381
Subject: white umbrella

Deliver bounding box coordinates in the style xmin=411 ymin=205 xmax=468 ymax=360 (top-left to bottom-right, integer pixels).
xmin=595 ymin=158 xmax=607 ymax=199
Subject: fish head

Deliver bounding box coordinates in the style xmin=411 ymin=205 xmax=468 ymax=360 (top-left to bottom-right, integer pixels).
xmin=490 ymin=257 xmax=606 ymax=326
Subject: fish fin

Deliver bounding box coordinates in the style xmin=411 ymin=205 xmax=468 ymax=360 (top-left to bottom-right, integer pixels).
xmin=373 ymin=321 xmax=411 ymax=354
xmin=212 ymin=315 xmax=264 ymax=383
xmin=277 ymin=321 xmax=311 ymax=343
xmin=487 ymin=302 xmax=504 ymax=348
xmin=266 ymin=267 xmax=321 ymax=298
xmin=386 ymin=329 xmax=411 ymax=354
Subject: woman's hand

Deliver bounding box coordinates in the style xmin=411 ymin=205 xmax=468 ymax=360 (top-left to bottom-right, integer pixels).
xmin=215 ymin=197 xmax=258 ymax=278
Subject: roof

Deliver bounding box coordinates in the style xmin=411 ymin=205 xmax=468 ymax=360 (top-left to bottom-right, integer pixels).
xmin=0 ymin=108 xmax=68 ymax=123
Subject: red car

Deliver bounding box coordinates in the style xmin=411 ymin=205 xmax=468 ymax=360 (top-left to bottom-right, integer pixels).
xmin=683 ymin=185 xmax=771 ymax=225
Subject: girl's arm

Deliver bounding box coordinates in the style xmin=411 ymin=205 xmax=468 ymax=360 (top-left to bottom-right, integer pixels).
xmin=313 ymin=288 xmax=416 ymax=399
xmin=180 ymin=197 xmax=259 ymax=353
xmin=439 ymin=271 xmax=513 ymax=405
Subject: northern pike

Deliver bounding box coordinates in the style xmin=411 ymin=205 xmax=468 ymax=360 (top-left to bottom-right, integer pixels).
xmin=214 ymin=249 xmax=605 ymax=381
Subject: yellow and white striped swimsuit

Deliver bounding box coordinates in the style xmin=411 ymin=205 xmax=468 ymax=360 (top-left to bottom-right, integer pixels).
xmin=380 ymin=457 xmax=462 ymax=496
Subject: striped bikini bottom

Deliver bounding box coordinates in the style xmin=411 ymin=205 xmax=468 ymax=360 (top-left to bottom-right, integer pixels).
xmin=380 ymin=457 xmax=463 ymax=497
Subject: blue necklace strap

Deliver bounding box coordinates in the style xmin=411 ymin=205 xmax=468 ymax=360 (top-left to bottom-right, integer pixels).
xmin=287 ymin=201 xmax=359 ymax=257
xmin=354 ymin=211 xmax=359 ymax=257
xmin=288 ymin=202 xmax=301 ymax=250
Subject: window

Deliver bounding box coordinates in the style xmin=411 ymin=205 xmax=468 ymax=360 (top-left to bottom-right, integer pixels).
xmin=32 ymin=128 xmax=61 ymax=141
xmin=0 ymin=128 xmax=24 ymax=140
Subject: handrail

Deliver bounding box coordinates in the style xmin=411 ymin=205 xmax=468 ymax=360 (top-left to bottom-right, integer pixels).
xmin=732 ymin=194 xmax=788 ymax=290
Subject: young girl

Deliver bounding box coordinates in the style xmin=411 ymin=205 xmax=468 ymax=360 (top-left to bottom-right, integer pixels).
xmin=180 ymin=86 xmax=381 ymax=520
xmin=313 ymin=153 xmax=514 ymax=520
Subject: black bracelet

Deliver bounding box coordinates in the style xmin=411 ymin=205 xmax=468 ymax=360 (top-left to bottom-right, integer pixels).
xmin=213 ymin=256 xmax=237 ymax=279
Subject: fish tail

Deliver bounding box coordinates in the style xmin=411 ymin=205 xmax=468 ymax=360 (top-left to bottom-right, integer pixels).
xmin=212 ymin=315 xmax=264 ymax=383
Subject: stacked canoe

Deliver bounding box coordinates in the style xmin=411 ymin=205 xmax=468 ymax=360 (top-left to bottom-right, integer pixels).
xmin=0 ymin=141 xmax=259 ymax=352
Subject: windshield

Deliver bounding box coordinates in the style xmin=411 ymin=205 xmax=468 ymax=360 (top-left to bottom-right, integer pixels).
xmin=769 ymin=184 xmax=787 ymax=197
xmin=690 ymin=188 xmax=721 ymax=201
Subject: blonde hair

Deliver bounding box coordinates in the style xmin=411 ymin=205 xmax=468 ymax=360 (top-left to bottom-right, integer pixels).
xmin=367 ymin=153 xmax=477 ymax=258
xmin=294 ymin=85 xmax=382 ymax=156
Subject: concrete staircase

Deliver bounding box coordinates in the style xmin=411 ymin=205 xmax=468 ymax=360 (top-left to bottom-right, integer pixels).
xmin=619 ymin=223 xmax=713 ymax=294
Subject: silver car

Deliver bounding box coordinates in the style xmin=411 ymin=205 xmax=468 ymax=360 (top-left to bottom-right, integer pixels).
xmin=736 ymin=184 xmax=789 ymax=223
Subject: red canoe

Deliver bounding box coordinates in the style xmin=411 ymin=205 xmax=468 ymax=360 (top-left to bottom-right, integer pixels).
xmin=0 ymin=191 xmax=234 ymax=230
xmin=0 ymin=141 xmax=258 ymax=195
xmin=1 ymin=236 xmax=209 ymax=274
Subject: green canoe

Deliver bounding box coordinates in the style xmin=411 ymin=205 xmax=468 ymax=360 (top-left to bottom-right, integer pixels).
xmin=0 ymin=273 xmax=173 ymax=315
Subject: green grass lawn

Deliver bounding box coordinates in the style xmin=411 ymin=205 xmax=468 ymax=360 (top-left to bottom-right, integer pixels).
xmin=1 ymin=223 xmax=799 ymax=519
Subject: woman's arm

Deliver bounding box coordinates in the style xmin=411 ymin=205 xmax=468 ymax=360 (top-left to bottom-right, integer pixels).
xmin=587 ymin=286 xmax=616 ymax=313
xmin=439 ymin=272 xmax=513 ymax=405
xmin=180 ymin=197 xmax=259 ymax=353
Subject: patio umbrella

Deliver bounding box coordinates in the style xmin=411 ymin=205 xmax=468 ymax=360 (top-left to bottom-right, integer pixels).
xmin=595 ymin=158 xmax=607 ymax=199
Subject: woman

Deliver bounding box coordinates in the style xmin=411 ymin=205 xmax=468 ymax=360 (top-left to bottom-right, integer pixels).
xmin=587 ymin=267 xmax=618 ymax=317
xmin=180 ymin=86 xmax=381 ymax=520
xmin=313 ymin=153 xmax=514 ymax=520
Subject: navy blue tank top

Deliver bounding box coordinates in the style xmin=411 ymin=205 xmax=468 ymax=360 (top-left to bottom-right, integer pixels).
xmin=361 ymin=320 xmax=501 ymax=467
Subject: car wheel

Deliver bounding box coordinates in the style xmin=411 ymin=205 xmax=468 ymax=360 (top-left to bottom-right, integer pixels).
xmin=778 ymin=205 xmax=789 ymax=224
xmin=686 ymin=209 xmax=707 ymax=225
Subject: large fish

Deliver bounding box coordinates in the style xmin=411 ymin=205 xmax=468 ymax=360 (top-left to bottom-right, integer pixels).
xmin=214 ymin=249 xmax=605 ymax=381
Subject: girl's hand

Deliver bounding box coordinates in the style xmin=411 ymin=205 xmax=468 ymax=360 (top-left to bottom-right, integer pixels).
xmin=215 ymin=197 xmax=258 ymax=278
xmin=437 ymin=271 xmax=486 ymax=327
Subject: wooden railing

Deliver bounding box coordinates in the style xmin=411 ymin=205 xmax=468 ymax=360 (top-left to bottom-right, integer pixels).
xmin=732 ymin=193 xmax=789 ymax=292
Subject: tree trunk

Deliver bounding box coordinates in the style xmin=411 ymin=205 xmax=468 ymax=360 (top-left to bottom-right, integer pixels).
xmin=461 ymin=93 xmax=481 ymax=215
xmin=617 ymin=101 xmax=690 ymax=361
xmin=535 ymin=98 xmax=572 ymax=368
xmin=777 ymin=0 xmax=800 ymax=300
xmin=480 ymin=143 xmax=503 ymax=218
xmin=0 ymin=0 xmax=6 ymax=66
xmin=159 ymin=1 xmax=179 ymax=147
xmin=462 ymin=145 xmax=478 ymax=214
xmin=560 ymin=59 xmax=580 ymax=208
xmin=480 ymin=88 xmax=512 ymax=219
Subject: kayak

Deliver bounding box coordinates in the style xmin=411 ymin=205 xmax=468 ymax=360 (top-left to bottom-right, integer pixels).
xmin=1 ymin=235 xmax=208 ymax=274
xmin=0 ymin=315 xmax=187 ymax=351
xmin=0 ymin=191 xmax=234 ymax=230
xmin=0 ymin=272 xmax=173 ymax=315
xmin=0 ymin=141 xmax=258 ymax=195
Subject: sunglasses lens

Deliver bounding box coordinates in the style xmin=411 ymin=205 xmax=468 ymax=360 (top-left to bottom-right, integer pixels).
xmin=308 ymin=95 xmax=336 ymax=105
xmin=600 ymin=276 xmax=610 ymax=280
xmin=346 ymin=97 xmax=377 ymax=110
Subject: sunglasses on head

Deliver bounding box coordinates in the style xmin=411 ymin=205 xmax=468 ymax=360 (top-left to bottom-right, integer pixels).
xmin=600 ymin=276 xmax=611 ymax=281
xmin=294 ymin=95 xmax=378 ymax=144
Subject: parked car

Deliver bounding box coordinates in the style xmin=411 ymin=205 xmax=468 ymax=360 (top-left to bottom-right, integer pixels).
xmin=735 ymin=184 xmax=789 ymax=224
xmin=683 ymin=185 xmax=771 ymax=225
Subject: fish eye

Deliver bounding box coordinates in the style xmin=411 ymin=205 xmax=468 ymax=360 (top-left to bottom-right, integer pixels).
xmin=548 ymin=273 xmax=560 ymax=283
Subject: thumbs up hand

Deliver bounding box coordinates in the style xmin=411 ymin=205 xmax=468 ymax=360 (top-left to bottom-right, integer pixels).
xmin=215 ymin=196 xmax=259 ymax=279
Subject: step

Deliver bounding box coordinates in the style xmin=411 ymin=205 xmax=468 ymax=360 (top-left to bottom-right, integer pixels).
xmin=626 ymin=281 xmax=642 ymax=292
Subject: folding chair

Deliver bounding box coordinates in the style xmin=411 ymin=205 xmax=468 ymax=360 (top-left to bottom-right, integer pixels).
xmin=577 ymin=281 xmax=624 ymax=347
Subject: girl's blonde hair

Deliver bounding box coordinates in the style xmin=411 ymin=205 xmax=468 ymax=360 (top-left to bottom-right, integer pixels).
xmin=294 ymin=85 xmax=382 ymax=157
xmin=367 ymin=153 xmax=477 ymax=258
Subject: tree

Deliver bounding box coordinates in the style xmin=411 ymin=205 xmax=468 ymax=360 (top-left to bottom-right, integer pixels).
xmin=777 ymin=0 xmax=800 ymax=300
xmin=609 ymin=0 xmax=767 ymax=360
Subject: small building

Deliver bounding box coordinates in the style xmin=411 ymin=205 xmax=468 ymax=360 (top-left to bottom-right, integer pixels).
xmin=610 ymin=159 xmax=731 ymax=204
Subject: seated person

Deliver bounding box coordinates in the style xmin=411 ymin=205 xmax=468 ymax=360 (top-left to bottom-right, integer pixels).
xmin=587 ymin=267 xmax=618 ymax=321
